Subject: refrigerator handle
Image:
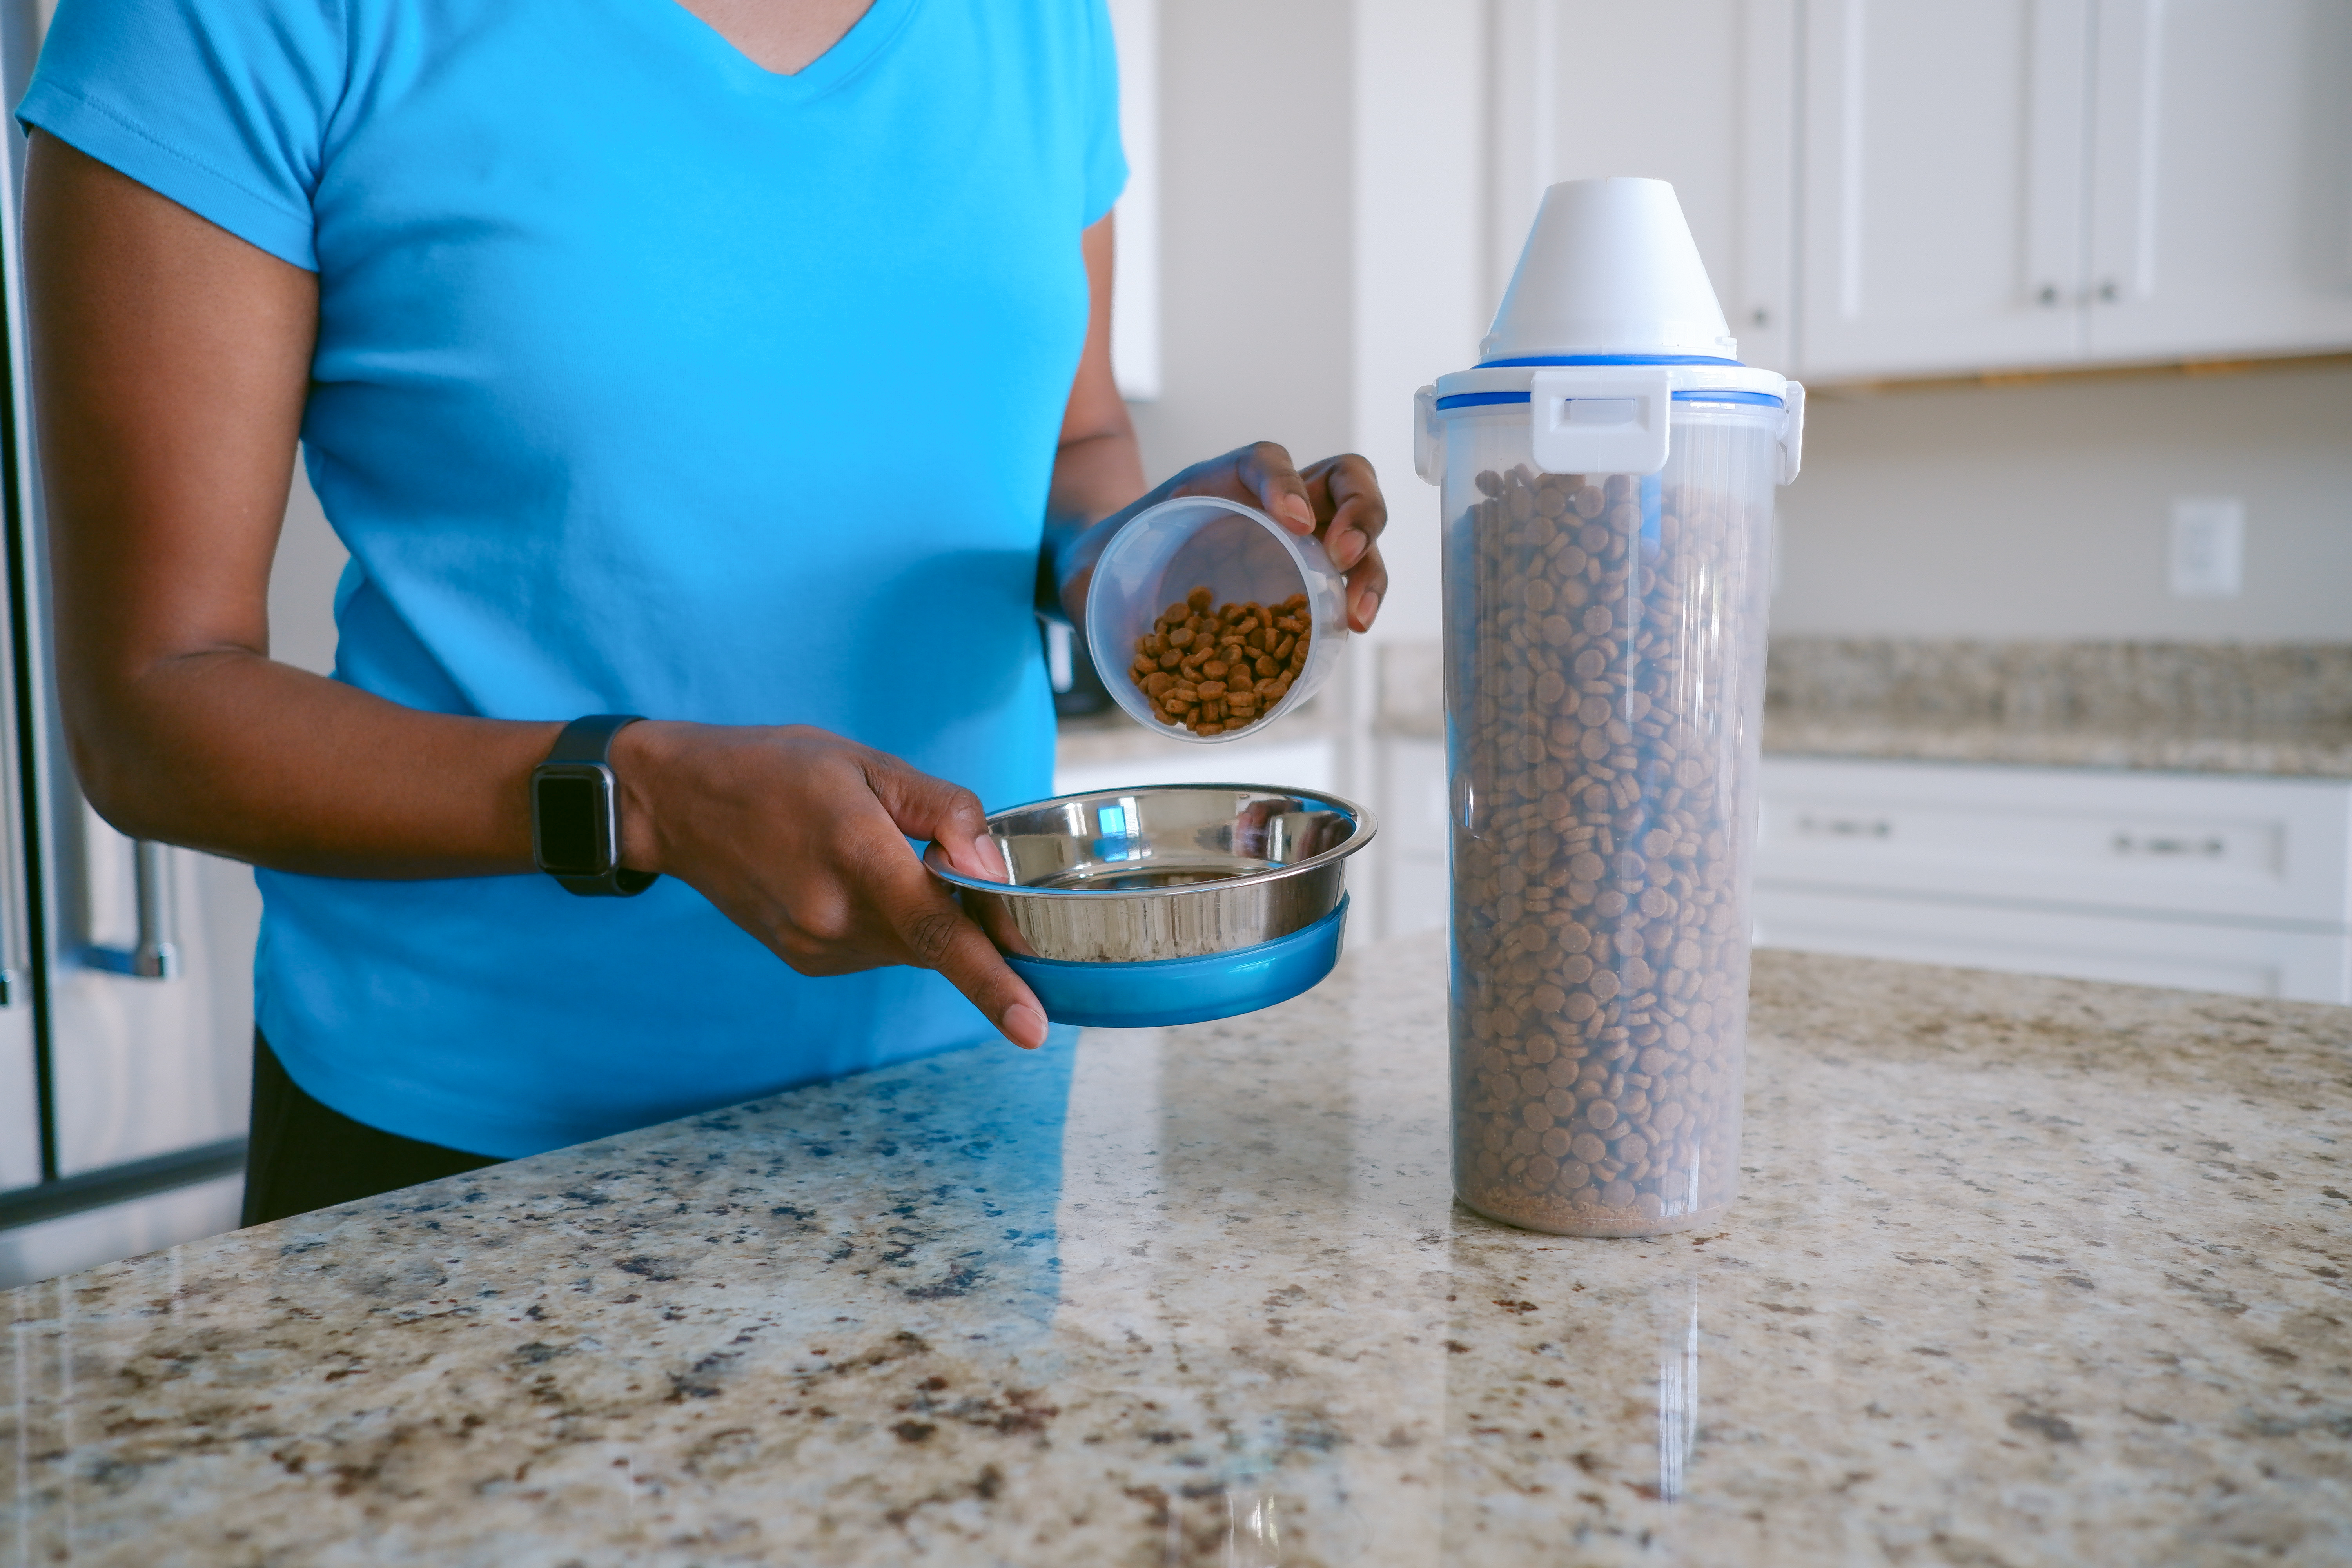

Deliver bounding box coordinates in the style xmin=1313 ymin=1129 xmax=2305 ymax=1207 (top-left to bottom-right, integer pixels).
xmin=86 ymin=838 xmax=180 ymax=980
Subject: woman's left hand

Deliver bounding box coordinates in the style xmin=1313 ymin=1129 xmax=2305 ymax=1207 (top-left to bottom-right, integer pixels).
xmin=1059 ymin=443 xmax=1389 ymax=633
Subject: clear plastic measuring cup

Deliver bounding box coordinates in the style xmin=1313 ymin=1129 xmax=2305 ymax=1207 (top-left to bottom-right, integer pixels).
xmin=1086 ymin=496 xmax=1348 ymax=742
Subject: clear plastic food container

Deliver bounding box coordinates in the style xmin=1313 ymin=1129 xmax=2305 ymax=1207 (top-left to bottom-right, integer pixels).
xmin=1417 ymin=178 xmax=1804 ymax=1237
xmin=1086 ymin=496 xmax=1348 ymax=742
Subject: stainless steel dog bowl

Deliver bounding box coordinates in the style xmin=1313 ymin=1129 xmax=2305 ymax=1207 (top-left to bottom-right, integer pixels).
xmin=924 ymin=784 xmax=1376 ymax=964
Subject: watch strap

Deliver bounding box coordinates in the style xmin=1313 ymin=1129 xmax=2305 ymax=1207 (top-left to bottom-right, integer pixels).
xmin=536 ymin=713 xmax=657 ymax=897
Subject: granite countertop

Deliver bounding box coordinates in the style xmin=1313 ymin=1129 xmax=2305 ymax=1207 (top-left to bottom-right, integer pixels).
xmin=1760 ymin=639 xmax=2352 ymax=779
xmin=1760 ymin=710 xmax=2352 ymax=778
xmin=7 ymin=938 xmax=2350 ymax=1565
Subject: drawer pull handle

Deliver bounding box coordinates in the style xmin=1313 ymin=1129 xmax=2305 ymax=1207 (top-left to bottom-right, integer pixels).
xmin=1797 ymin=815 xmax=1891 ymax=839
xmin=2111 ymin=833 xmax=2223 ymax=858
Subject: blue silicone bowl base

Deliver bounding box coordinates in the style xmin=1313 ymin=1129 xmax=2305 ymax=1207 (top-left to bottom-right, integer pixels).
xmin=1002 ymin=897 xmax=1349 ymax=1029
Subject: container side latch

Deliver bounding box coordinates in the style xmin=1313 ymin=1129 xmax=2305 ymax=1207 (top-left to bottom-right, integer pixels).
xmin=1528 ymin=367 xmax=1673 ymax=476
xmin=1413 ymin=385 xmax=1442 ymax=484
xmin=1777 ymin=380 xmax=1806 ymax=484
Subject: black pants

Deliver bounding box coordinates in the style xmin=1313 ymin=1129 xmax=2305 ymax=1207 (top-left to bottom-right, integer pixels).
xmin=241 ymin=1032 xmax=501 ymax=1226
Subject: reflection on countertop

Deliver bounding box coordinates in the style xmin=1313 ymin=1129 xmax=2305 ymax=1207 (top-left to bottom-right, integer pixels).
xmin=6 ymin=937 xmax=2351 ymax=1565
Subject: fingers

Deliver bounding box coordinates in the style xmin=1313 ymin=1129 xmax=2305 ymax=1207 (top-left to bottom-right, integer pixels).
xmin=1231 ymin=441 xmax=1316 ymax=536
xmin=860 ymin=754 xmax=1042 ymax=1045
xmin=867 ymin=754 xmax=1006 ymax=882
xmin=1296 ymin=454 xmax=1387 ymax=630
xmin=873 ymin=846 xmax=1050 ymax=1050
xmin=1304 ymin=454 xmax=1387 ymax=570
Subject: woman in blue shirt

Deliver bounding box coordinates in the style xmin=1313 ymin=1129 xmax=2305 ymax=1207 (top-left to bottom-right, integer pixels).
xmin=20 ymin=0 xmax=1389 ymax=1220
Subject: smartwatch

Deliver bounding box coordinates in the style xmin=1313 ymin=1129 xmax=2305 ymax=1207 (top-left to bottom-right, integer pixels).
xmin=531 ymin=714 xmax=658 ymax=897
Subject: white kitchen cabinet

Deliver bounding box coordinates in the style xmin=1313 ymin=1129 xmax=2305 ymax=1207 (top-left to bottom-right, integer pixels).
xmin=1490 ymin=2 xmax=2352 ymax=385
xmin=1753 ymin=885 xmax=2352 ymax=1003
xmin=2081 ymin=0 xmax=2352 ymax=363
xmin=1755 ymin=757 xmax=2352 ymax=1004
xmin=1374 ymin=733 xmax=1450 ymax=941
xmin=1797 ymin=0 xmax=2092 ymax=379
xmin=1488 ymin=0 xmax=1798 ymax=373
xmin=1796 ymin=0 xmax=2352 ymax=380
xmin=1758 ymin=758 xmax=2352 ymax=926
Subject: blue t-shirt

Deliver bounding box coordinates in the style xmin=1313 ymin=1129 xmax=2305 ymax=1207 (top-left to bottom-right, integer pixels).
xmin=21 ymin=0 xmax=1125 ymax=1157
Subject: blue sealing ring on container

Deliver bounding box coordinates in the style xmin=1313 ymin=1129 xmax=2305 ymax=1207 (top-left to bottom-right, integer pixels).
xmin=1003 ymin=896 xmax=1350 ymax=1029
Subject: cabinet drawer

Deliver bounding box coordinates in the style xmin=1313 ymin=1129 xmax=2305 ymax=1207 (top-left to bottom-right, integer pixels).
xmin=1753 ymin=886 xmax=2352 ymax=1005
xmin=1757 ymin=759 xmax=2352 ymax=926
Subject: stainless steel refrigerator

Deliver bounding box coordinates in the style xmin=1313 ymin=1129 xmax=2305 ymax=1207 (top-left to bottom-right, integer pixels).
xmin=0 ymin=0 xmax=295 ymax=1289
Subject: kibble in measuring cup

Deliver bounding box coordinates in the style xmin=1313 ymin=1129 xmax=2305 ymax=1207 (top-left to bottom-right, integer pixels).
xmin=1086 ymin=497 xmax=1348 ymax=742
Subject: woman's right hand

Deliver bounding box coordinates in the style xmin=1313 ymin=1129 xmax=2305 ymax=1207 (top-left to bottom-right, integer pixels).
xmin=611 ymin=722 xmax=1049 ymax=1051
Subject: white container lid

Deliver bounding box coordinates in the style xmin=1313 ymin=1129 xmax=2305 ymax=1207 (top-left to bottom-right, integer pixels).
xmin=1479 ymin=176 xmax=1737 ymax=364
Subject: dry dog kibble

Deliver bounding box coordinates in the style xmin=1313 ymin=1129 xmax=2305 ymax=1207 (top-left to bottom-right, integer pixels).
xmin=1448 ymin=460 xmax=1767 ymax=1237
xmin=1129 ymin=585 xmax=1312 ymax=737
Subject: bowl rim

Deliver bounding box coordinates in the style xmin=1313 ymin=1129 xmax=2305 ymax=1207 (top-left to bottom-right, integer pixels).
xmin=922 ymin=782 xmax=1379 ymax=901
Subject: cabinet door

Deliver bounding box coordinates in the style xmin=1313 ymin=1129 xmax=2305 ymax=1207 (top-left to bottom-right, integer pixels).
xmin=1373 ymin=734 xmax=1450 ymax=942
xmin=1488 ymin=0 xmax=1799 ymax=373
xmin=2083 ymin=0 xmax=2352 ymax=362
xmin=1756 ymin=758 xmax=2352 ymax=926
xmin=1797 ymin=0 xmax=2092 ymax=378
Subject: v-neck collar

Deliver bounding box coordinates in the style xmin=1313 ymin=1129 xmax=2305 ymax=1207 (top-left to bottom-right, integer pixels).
xmin=641 ymin=0 xmax=921 ymax=100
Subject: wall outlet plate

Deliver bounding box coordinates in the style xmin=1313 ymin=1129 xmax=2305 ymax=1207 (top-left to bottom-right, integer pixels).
xmin=2169 ymin=497 xmax=2245 ymax=599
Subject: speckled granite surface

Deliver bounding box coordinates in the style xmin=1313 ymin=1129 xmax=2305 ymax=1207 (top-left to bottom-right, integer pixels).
xmin=6 ymin=939 xmax=2350 ymax=1566
xmin=1762 ymin=639 xmax=2352 ymax=777
xmin=1759 ymin=711 xmax=2352 ymax=777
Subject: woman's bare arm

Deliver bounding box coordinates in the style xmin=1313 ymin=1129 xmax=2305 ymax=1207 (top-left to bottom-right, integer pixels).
xmin=1046 ymin=214 xmax=1150 ymax=534
xmin=27 ymin=131 xmax=560 ymax=877
xmin=1044 ymin=218 xmax=1390 ymax=639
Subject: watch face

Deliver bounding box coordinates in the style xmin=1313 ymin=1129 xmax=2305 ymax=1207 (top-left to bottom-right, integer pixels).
xmin=535 ymin=773 xmax=608 ymax=876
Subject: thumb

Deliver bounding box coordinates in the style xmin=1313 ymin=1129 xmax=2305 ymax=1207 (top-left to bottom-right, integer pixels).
xmin=868 ymin=758 xmax=1009 ymax=882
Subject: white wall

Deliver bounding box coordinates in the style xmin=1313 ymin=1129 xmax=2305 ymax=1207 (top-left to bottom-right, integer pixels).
xmin=1773 ymin=362 xmax=2352 ymax=641
xmin=1349 ymin=0 xmax=1486 ymax=652
xmin=1122 ymin=0 xmax=1357 ymax=488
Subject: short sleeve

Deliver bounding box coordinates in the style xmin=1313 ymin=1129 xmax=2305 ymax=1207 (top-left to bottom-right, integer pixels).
xmin=1079 ymin=0 xmax=1128 ymax=228
xmin=17 ymin=0 xmax=344 ymax=270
